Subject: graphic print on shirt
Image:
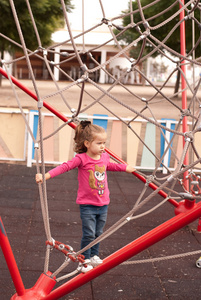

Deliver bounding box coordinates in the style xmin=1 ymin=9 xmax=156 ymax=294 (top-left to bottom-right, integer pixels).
xmin=88 ymin=165 xmax=106 ymax=196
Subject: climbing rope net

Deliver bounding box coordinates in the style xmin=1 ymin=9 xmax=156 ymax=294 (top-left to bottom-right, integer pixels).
xmin=2 ymin=0 xmax=201 ymax=282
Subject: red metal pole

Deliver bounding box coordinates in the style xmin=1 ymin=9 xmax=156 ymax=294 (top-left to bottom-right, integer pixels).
xmin=43 ymin=200 xmax=201 ymax=300
xmin=180 ymin=0 xmax=189 ymax=190
xmin=0 ymin=217 xmax=25 ymax=296
xmin=0 ymin=67 xmax=179 ymax=208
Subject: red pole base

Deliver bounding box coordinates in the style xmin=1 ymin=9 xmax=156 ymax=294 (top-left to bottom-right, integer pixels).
xmin=175 ymin=199 xmax=196 ymax=215
xmin=197 ymin=217 xmax=201 ymax=232
xmin=11 ymin=272 xmax=56 ymax=300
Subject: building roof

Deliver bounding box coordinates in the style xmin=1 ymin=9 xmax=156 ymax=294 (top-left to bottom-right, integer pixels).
xmin=52 ymin=24 xmax=116 ymax=47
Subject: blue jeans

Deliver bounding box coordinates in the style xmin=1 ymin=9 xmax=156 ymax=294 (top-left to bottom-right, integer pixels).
xmin=80 ymin=204 xmax=108 ymax=259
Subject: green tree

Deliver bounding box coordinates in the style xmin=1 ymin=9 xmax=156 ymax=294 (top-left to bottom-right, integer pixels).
xmin=0 ymin=0 xmax=73 ymax=57
xmin=116 ymin=0 xmax=201 ymax=59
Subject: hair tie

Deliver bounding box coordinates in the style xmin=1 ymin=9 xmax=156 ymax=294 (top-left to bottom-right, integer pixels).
xmin=80 ymin=120 xmax=91 ymax=129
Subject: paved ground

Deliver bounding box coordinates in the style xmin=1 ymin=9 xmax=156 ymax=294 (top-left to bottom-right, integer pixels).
xmin=0 ymin=79 xmax=199 ymax=120
xmin=1 ymin=163 xmax=201 ymax=300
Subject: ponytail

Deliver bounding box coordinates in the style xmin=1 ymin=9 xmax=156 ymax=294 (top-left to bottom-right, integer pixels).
xmin=74 ymin=120 xmax=105 ymax=153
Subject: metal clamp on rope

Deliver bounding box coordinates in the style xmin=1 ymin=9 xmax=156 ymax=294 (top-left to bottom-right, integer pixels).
xmin=61 ymin=51 xmax=69 ymax=57
xmin=71 ymin=108 xmax=76 ymax=116
xmin=34 ymin=142 xmax=39 ymax=149
xmin=179 ymin=192 xmax=194 ymax=201
xmin=34 ymin=49 xmax=40 ymax=54
xmin=37 ymin=46 xmax=45 ymax=53
xmin=136 ymin=24 xmax=142 ymax=31
xmin=108 ymin=21 xmax=112 ymax=27
xmin=143 ymin=21 xmax=150 ymax=31
xmin=144 ymin=21 xmax=149 ymax=28
xmin=114 ymin=24 xmax=124 ymax=31
xmin=146 ymin=175 xmax=155 ymax=184
xmin=167 ymin=174 xmax=174 ymax=182
xmin=43 ymin=49 xmax=48 ymax=56
xmin=184 ymin=131 xmax=193 ymax=142
xmin=77 ymin=77 xmax=84 ymax=84
xmin=130 ymin=58 xmax=135 ymax=67
xmin=184 ymin=14 xmax=191 ymax=21
xmin=37 ymin=101 xmax=43 ymax=108
xmin=80 ymin=64 xmax=88 ymax=73
xmin=88 ymin=52 xmax=93 ymax=58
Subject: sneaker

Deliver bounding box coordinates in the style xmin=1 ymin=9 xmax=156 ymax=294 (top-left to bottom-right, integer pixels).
xmin=77 ymin=259 xmax=93 ymax=273
xmin=90 ymin=255 xmax=103 ymax=267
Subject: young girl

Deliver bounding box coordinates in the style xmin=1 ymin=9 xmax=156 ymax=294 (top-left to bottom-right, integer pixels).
xmin=35 ymin=120 xmax=135 ymax=273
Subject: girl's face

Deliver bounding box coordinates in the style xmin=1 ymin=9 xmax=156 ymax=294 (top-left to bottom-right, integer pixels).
xmin=84 ymin=132 xmax=107 ymax=159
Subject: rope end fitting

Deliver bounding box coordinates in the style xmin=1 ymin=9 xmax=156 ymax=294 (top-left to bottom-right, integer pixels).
xmin=61 ymin=51 xmax=69 ymax=57
xmin=71 ymin=108 xmax=77 ymax=119
xmin=43 ymin=49 xmax=48 ymax=56
xmin=80 ymin=65 xmax=89 ymax=79
xmin=88 ymin=52 xmax=93 ymax=59
xmin=80 ymin=64 xmax=88 ymax=72
xmin=37 ymin=101 xmax=43 ymax=108
xmin=130 ymin=58 xmax=136 ymax=69
xmin=114 ymin=24 xmax=125 ymax=31
xmin=71 ymin=108 xmax=76 ymax=114
xmin=179 ymin=192 xmax=194 ymax=201
xmin=144 ymin=21 xmax=150 ymax=29
xmin=34 ymin=142 xmax=39 ymax=149
xmin=167 ymin=174 xmax=174 ymax=182
xmin=108 ymin=21 xmax=113 ymax=27
xmin=77 ymin=74 xmax=88 ymax=83
xmin=184 ymin=131 xmax=194 ymax=143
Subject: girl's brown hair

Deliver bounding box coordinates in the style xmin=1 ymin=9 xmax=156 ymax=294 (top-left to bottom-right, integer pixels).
xmin=74 ymin=120 xmax=105 ymax=153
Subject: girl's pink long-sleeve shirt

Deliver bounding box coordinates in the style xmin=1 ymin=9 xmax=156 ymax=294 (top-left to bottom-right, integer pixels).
xmin=49 ymin=152 xmax=127 ymax=206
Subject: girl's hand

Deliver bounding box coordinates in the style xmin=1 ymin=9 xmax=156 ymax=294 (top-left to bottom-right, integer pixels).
xmin=35 ymin=173 xmax=43 ymax=183
xmin=126 ymin=165 xmax=136 ymax=173
xmin=35 ymin=172 xmax=51 ymax=183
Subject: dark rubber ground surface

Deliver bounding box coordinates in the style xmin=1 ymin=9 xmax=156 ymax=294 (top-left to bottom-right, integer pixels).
xmin=0 ymin=163 xmax=201 ymax=299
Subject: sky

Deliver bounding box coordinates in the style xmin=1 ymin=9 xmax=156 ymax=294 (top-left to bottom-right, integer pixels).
xmin=53 ymin=0 xmax=130 ymax=43
xmin=68 ymin=0 xmax=130 ymax=30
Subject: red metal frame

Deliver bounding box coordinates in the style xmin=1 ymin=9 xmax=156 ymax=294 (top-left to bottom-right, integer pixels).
xmin=43 ymin=199 xmax=200 ymax=300
xmin=0 ymin=217 xmax=25 ymax=297
xmin=180 ymin=0 xmax=189 ymax=191
xmin=1 ymin=198 xmax=201 ymax=299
